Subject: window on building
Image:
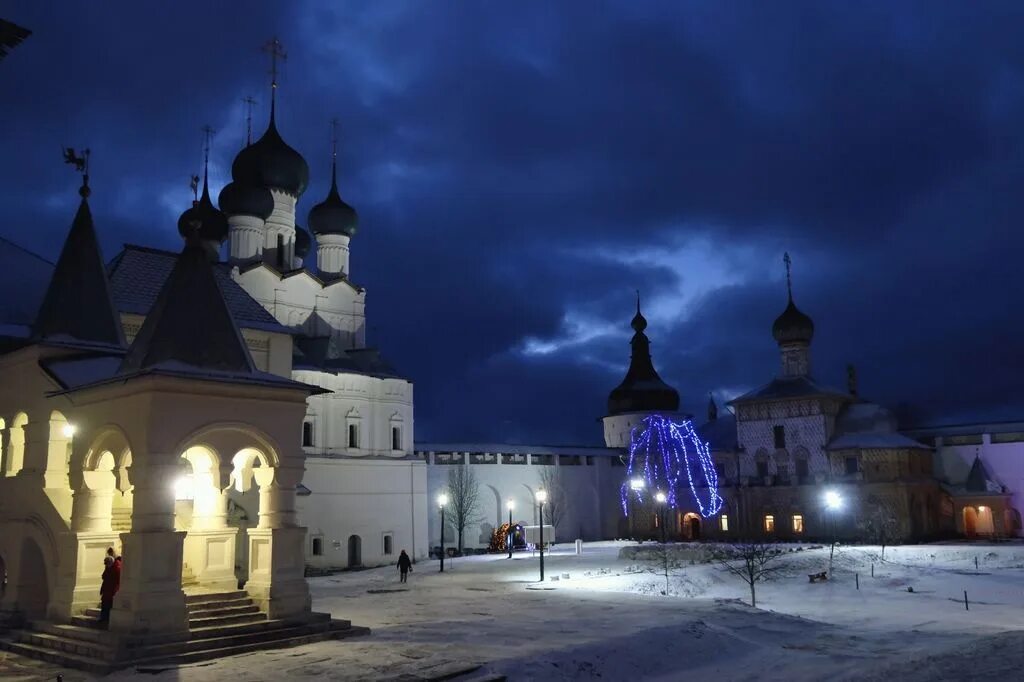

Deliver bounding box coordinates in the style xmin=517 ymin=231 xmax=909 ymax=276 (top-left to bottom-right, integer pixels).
xmin=383 ymin=534 xmax=393 ymax=555
xmin=348 ymin=423 xmax=359 ymax=449
xmin=845 ymin=456 xmax=859 ymax=474
xmin=796 ymin=458 xmax=809 ymax=481
xmin=792 ymin=515 xmax=804 ymax=533
xmin=392 ymin=426 xmax=402 ymax=451
xmin=773 ymin=425 xmax=786 ymax=449
xmin=720 ymin=515 xmax=729 ymax=532
xmin=302 ymin=421 xmax=314 ymax=447
xmin=757 ymin=460 xmax=769 ymax=478
xmin=277 ymin=234 xmax=285 ymax=268
xmin=764 ymin=515 xmax=775 ymax=533
xmin=312 ymin=537 xmax=323 ymax=556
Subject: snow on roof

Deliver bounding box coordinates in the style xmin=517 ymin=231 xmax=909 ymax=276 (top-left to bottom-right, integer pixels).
xmin=826 ymin=431 xmax=930 ymax=451
xmin=415 ymin=442 xmax=623 ymax=457
xmin=729 ymin=375 xmax=850 ymax=404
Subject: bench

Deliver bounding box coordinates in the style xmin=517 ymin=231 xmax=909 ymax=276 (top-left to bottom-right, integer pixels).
xmin=808 ymin=571 xmax=828 ymax=583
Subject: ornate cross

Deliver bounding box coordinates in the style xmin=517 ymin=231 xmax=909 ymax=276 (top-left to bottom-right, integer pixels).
xmin=783 ymin=252 xmax=793 ymax=300
xmin=242 ymin=96 xmax=256 ymax=144
xmin=262 ymin=37 xmax=287 ymax=89
xmin=331 ymin=117 xmax=339 ymax=160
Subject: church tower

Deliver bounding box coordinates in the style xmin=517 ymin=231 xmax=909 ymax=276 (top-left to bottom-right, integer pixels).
xmin=308 ymin=123 xmax=358 ymax=279
xmin=772 ymin=252 xmax=814 ymax=378
xmin=602 ymin=295 xmax=680 ymax=448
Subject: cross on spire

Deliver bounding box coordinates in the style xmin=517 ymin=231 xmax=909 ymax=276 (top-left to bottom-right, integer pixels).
xmin=242 ymin=96 xmax=256 ymax=144
xmin=783 ymin=252 xmax=793 ymax=301
xmin=262 ymin=36 xmax=287 ymax=93
xmin=330 ymin=118 xmax=339 ymax=160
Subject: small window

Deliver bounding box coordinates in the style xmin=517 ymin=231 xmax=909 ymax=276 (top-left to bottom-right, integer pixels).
xmin=757 ymin=460 xmax=769 ymax=478
xmin=302 ymin=421 xmax=314 ymax=447
xmin=773 ymin=426 xmax=786 ymax=449
xmin=392 ymin=426 xmax=402 ymax=451
xmin=720 ymin=515 xmax=729 ymax=532
xmin=796 ymin=458 xmax=809 ymax=479
xmin=764 ymin=515 xmax=775 ymax=533
xmin=383 ymin=534 xmax=393 ymax=555
xmin=845 ymin=456 xmax=859 ymax=474
xmin=348 ymin=424 xmax=359 ymax=449
xmin=312 ymin=537 xmax=323 ymax=556
xmin=792 ymin=515 xmax=804 ymax=533
xmin=277 ymin=234 xmax=285 ymax=268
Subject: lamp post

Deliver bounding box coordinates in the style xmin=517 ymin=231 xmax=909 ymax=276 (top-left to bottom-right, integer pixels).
xmin=438 ymin=492 xmax=449 ymax=573
xmin=824 ymin=489 xmax=842 ymax=576
xmin=536 ymin=489 xmax=548 ymax=581
xmin=507 ymin=498 xmax=515 ymax=559
xmin=629 ymin=477 xmax=645 ymax=539
xmin=655 ymin=491 xmax=667 ymax=544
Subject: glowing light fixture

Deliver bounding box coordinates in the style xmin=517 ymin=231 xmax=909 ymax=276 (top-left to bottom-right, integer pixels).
xmin=654 ymin=491 xmax=667 ymax=504
xmin=437 ymin=492 xmax=449 ymax=508
xmin=629 ymin=477 xmax=646 ymax=492
xmin=824 ymin=490 xmax=843 ymax=510
xmin=507 ymin=498 xmax=515 ymax=511
xmin=173 ymin=474 xmax=195 ymax=501
xmin=62 ymin=423 xmax=76 ymax=438
xmin=536 ymin=489 xmax=548 ymax=504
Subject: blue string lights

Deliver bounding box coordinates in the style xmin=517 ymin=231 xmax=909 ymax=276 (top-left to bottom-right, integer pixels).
xmin=620 ymin=414 xmax=723 ymax=518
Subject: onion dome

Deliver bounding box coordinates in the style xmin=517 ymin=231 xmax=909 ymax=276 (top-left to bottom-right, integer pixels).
xmin=607 ymin=296 xmax=680 ymax=415
xmin=295 ymin=225 xmax=311 ymax=259
xmin=218 ymin=181 xmax=274 ymax=219
xmin=230 ymin=102 xmax=309 ymax=197
xmin=308 ymin=155 xmax=358 ymax=237
xmin=178 ymin=176 xmax=228 ymax=244
xmin=772 ymin=297 xmax=814 ymax=345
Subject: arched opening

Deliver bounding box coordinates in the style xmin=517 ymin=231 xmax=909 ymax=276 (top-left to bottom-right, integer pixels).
xmin=976 ymin=505 xmax=995 ymax=535
xmin=682 ymin=512 xmax=701 ymax=540
xmin=5 ymin=413 xmax=27 ymax=477
xmin=963 ymin=506 xmax=978 ymax=537
xmin=16 ymin=537 xmax=49 ymax=619
xmin=348 ymin=535 xmax=362 ymax=567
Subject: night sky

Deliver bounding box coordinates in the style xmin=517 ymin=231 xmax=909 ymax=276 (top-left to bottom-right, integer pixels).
xmin=3 ymin=2 xmax=1023 ymax=445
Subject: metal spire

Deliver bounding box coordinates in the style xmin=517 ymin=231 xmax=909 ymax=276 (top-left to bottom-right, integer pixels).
xmin=330 ymin=117 xmax=339 ymax=187
xmin=242 ymin=96 xmax=256 ymax=145
xmin=783 ymin=252 xmax=793 ymax=302
xmin=261 ymin=37 xmax=287 ymax=118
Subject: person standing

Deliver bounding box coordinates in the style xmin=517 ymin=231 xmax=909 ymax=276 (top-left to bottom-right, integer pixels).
xmin=397 ymin=550 xmax=412 ymax=583
xmin=98 ymin=556 xmax=115 ymax=626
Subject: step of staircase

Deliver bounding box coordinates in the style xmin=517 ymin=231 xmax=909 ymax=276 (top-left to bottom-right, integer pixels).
xmin=0 ymin=638 xmax=113 ymax=675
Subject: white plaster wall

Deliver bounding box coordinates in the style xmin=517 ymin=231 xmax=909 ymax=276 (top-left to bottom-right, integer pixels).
xmin=423 ymin=455 xmax=624 ymax=551
xmin=297 ymin=458 xmax=428 ymax=566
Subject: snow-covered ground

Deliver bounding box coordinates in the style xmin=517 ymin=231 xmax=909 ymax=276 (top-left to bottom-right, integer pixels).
xmin=5 ymin=542 xmax=1024 ymax=680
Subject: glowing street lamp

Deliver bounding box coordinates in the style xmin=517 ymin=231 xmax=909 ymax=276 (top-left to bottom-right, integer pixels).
xmin=438 ymin=492 xmax=449 ymax=573
xmin=506 ymin=498 xmax=515 ymax=559
xmin=536 ymin=489 xmax=548 ymax=581
xmin=62 ymin=423 xmax=76 ymax=439
xmin=823 ymin=489 xmax=842 ymax=576
xmin=630 ymin=477 xmax=646 ymax=492
xmin=654 ymin=491 xmax=668 ymax=544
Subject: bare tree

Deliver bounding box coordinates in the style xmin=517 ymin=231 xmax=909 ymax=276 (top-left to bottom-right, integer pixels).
xmin=642 ymin=544 xmax=686 ymax=597
xmin=447 ymin=466 xmax=481 ymax=554
xmin=714 ymin=541 xmax=785 ymax=607
xmin=860 ymin=500 xmax=901 ymax=560
xmin=537 ymin=466 xmax=569 ymax=532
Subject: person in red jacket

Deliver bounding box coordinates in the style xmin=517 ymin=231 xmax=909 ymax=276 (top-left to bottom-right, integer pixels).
xmin=106 ymin=547 xmax=122 ymax=595
xmin=99 ymin=556 xmax=116 ymax=626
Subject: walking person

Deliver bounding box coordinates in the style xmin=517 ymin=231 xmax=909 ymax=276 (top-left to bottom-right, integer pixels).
xmin=397 ymin=550 xmax=412 ymax=583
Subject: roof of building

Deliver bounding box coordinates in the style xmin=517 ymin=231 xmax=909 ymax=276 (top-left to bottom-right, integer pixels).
xmin=414 ymin=442 xmax=623 ymax=457
xmin=230 ymin=102 xmax=309 ymax=197
xmin=293 ymin=336 xmax=407 ymax=380
xmin=32 ymin=191 xmax=126 ymax=347
xmin=108 ymin=245 xmax=289 ymax=334
xmin=308 ymin=157 xmax=358 ymax=237
xmin=965 ymin=456 xmax=1004 ymax=493
xmin=826 ymin=401 xmax=930 ymax=450
xmin=606 ymin=300 xmax=680 ymax=416
xmin=904 ymin=420 xmax=1024 ymax=438
xmin=729 ymin=375 xmax=850 ymax=405
xmin=696 ymin=413 xmax=738 ymax=452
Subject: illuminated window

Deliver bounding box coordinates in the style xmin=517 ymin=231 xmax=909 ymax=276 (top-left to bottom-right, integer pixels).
xmin=764 ymin=515 xmax=775 ymax=532
xmin=792 ymin=514 xmax=804 ymax=533
xmin=720 ymin=515 xmax=729 ymax=532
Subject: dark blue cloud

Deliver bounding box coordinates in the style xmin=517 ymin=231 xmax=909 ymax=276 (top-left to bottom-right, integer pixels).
xmin=3 ymin=1 xmax=1023 ymax=443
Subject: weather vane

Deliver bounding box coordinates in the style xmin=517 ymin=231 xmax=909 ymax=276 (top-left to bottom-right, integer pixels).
xmin=62 ymin=146 xmax=91 ymax=196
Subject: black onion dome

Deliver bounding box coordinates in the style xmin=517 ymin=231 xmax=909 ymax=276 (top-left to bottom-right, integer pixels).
xmin=218 ymin=181 xmax=274 ymax=219
xmin=178 ymin=180 xmax=228 ymax=243
xmin=295 ymin=225 xmax=311 ymax=259
xmin=607 ymin=300 xmax=680 ymax=415
xmin=772 ymin=298 xmax=814 ymax=345
xmin=307 ymin=163 xmax=358 ymax=237
xmin=231 ymin=112 xmax=309 ymax=196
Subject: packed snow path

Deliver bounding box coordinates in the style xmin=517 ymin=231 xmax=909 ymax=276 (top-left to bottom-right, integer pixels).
xmin=3 ymin=542 xmax=1024 ymax=680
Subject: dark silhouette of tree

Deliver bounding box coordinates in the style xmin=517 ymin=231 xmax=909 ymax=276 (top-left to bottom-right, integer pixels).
xmin=714 ymin=541 xmax=785 ymax=607
xmin=447 ymin=466 xmax=481 ymax=554
xmin=537 ymin=465 xmax=569 ymax=532
xmin=0 ymin=19 xmax=31 ymax=62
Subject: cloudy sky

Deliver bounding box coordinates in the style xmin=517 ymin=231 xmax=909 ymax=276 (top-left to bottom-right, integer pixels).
xmin=2 ymin=2 xmax=1023 ymax=445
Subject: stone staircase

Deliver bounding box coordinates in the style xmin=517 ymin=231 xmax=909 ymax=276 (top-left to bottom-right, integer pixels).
xmin=0 ymin=589 xmax=368 ymax=674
